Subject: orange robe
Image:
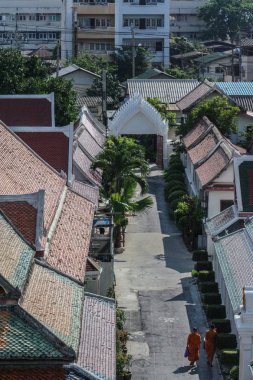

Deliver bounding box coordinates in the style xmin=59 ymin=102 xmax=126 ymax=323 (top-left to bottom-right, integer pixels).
xmin=205 ymin=329 xmax=217 ymax=363
xmin=187 ymin=332 xmax=201 ymax=363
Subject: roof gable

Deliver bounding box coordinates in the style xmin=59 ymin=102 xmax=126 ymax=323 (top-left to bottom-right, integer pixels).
xmin=0 ymin=212 xmax=34 ymax=292
xmin=0 ymin=123 xmax=65 ymax=241
xmin=0 ymin=94 xmax=54 ymax=127
xmin=182 ymin=117 xmax=213 ymax=149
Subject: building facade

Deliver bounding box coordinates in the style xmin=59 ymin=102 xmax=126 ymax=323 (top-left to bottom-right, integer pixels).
xmin=115 ymin=0 xmax=170 ymax=68
xmin=73 ymin=0 xmax=115 ymax=57
xmin=0 ymin=0 xmax=73 ymax=59
xmin=170 ymin=0 xmax=206 ymax=39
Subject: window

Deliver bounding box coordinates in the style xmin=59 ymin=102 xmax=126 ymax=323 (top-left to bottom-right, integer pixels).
xmin=220 ymin=200 xmax=234 ymax=212
xmin=39 ymin=33 xmax=47 ymax=39
xmin=28 ymin=32 xmax=36 ymax=39
xmin=215 ymin=67 xmax=224 ymax=74
xmin=48 ymin=33 xmax=56 ymax=39
xmin=39 ymin=14 xmax=46 ymax=21
xmin=17 ymin=14 xmax=26 ymax=21
xmin=49 ymin=14 xmax=61 ymax=22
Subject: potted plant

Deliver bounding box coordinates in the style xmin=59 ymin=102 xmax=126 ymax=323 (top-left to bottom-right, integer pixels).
xmin=116 ymin=354 xmax=126 ymax=380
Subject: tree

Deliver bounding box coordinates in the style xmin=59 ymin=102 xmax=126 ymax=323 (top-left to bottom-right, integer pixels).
xmin=177 ymin=96 xmax=240 ymax=136
xmin=87 ymin=72 xmax=122 ymax=104
xmin=113 ymin=47 xmax=151 ymax=82
xmin=92 ymin=136 xmax=150 ymax=198
xmin=174 ymin=195 xmax=204 ymax=249
xmin=146 ymin=97 xmax=176 ymax=127
xmin=198 ymin=0 xmax=253 ymax=42
xmin=92 ymin=136 xmax=152 ymax=248
xmin=0 ymin=48 xmax=78 ymax=126
xmin=72 ymin=53 xmax=116 ymax=75
xmin=165 ymin=65 xmax=198 ymax=80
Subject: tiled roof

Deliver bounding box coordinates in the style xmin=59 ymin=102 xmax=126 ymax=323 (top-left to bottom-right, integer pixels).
xmin=52 ymin=64 xmax=100 ymax=79
xmin=78 ymin=293 xmax=116 ymax=380
xmin=188 ymin=128 xmax=221 ymax=165
xmin=230 ymin=95 xmax=253 ymax=111
xmin=0 ymin=201 xmax=37 ymax=245
xmin=76 ymin=95 xmax=114 ymax=109
xmin=133 ymin=68 xmax=174 ymax=79
xmin=194 ymin=52 xmax=231 ymax=64
xmin=182 ymin=117 xmax=211 ymax=149
xmin=73 ymin=146 xmax=102 ymax=186
xmin=196 ymin=143 xmax=232 ymax=187
xmin=245 ymin=218 xmax=253 ymax=240
xmin=206 ymin=205 xmax=237 ymax=236
xmin=215 ymin=82 xmax=253 ymax=96
xmin=72 ymin=180 xmax=99 ymax=206
xmin=84 ymin=112 xmax=106 ymax=146
xmin=215 ymin=229 xmax=253 ymax=311
xmin=0 ymin=369 xmax=66 ymax=380
xmin=16 ymin=132 xmax=69 ymax=175
xmin=127 ymin=79 xmax=200 ymax=103
xmin=47 ymin=190 xmax=94 ymax=282
xmin=21 ymin=263 xmax=84 ymax=352
xmin=0 ymin=307 xmax=65 ymax=360
xmin=217 ymin=219 xmax=245 ymax=238
xmin=0 ymin=212 xmax=34 ymax=290
xmin=176 ymin=81 xmax=215 ymax=111
xmin=86 ymin=257 xmax=101 ymax=273
xmin=0 ymin=96 xmax=53 ymax=127
xmin=77 ymin=128 xmax=103 ymax=159
xmin=0 ymin=123 xmax=65 ymax=236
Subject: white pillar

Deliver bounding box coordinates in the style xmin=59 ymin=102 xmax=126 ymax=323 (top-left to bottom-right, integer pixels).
xmin=235 ymin=287 xmax=253 ymax=380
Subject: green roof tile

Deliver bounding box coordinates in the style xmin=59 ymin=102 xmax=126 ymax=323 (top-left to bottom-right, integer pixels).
xmin=0 ymin=307 xmax=65 ymax=360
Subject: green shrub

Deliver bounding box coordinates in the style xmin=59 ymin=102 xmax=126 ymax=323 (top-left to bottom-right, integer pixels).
xmin=194 ymin=261 xmax=213 ymax=271
xmin=167 ymin=184 xmax=186 ymax=196
xmin=167 ymin=190 xmax=187 ymax=203
xmin=198 ymin=282 xmax=219 ymax=293
xmin=220 ymin=349 xmax=239 ymax=366
xmin=192 ymin=250 xmax=208 ymax=261
xmin=204 ymin=304 xmax=226 ymax=319
xmin=192 ymin=269 xmax=199 ymax=277
xmin=216 ymin=333 xmax=237 ymax=350
xmin=230 ymin=365 xmax=239 ymax=380
xmin=211 ymin=319 xmax=231 ymax=333
xmin=169 ymin=154 xmax=181 ymax=163
xmin=165 ymin=173 xmax=185 ymax=183
xmin=202 ymin=293 xmax=221 ymax=305
xmin=168 ymin=179 xmax=185 ymax=188
xmin=168 ymin=163 xmax=184 ymax=172
xmin=198 ymin=270 xmax=215 ymax=282
xmin=170 ymin=198 xmax=181 ymax=210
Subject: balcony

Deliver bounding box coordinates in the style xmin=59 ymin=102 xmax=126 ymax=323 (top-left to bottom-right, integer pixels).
xmin=75 ymin=3 xmax=115 ymax=15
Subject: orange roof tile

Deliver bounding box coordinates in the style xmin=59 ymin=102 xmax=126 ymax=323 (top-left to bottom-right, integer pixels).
xmin=182 ymin=117 xmax=211 ymax=149
xmin=21 ymin=263 xmax=84 ymax=352
xmin=47 ymin=190 xmax=94 ymax=282
xmin=0 ymin=123 xmax=65 ymax=237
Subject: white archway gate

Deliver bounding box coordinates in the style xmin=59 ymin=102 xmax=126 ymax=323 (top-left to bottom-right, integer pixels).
xmin=109 ymin=95 xmax=169 ymax=169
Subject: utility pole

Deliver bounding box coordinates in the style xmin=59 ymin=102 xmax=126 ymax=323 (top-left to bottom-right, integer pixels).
xmin=56 ymin=40 xmax=60 ymax=77
xmin=238 ymin=31 xmax=242 ymax=81
xmin=231 ymin=48 xmax=235 ymax=82
xmin=131 ymin=26 xmax=136 ymax=78
xmin=102 ymin=70 xmax=108 ymax=136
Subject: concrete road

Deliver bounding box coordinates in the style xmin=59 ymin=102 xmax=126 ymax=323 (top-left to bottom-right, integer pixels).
xmin=115 ymin=165 xmax=222 ymax=380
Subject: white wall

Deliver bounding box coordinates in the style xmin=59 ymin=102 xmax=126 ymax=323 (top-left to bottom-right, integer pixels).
xmin=63 ymin=70 xmax=97 ymax=89
xmin=207 ymin=190 xmax=234 ymax=219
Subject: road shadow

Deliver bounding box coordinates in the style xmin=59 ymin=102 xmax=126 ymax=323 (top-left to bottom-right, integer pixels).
xmin=173 ymin=365 xmax=192 ymax=374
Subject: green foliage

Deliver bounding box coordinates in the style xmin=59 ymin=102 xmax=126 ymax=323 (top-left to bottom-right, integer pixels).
xmin=198 ymin=270 xmax=215 ymax=282
xmin=113 ymin=46 xmax=151 ymax=81
xmin=192 ymin=250 xmax=208 ymax=261
xmin=174 ymin=195 xmax=204 ymax=248
xmin=87 ymin=71 xmax=122 ymax=103
xmin=167 ymin=184 xmax=186 ymax=195
xmin=194 ymin=261 xmax=213 ymax=271
xmin=192 ymin=269 xmax=199 ymax=278
xmin=167 ymin=190 xmax=187 ymax=203
xmin=117 ymin=308 xmax=126 ymax=330
xmin=220 ymin=349 xmax=239 ymax=366
xmin=73 ymin=53 xmax=115 ymax=75
xmin=146 ymin=97 xmax=176 ymax=127
xmin=230 ymin=365 xmax=239 ymax=380
xmin=198 ymin=282 xmax=219 ymax=293
xmin=168 ymin=163 xmax=184 ymax=172
xmin=164 ymin=173 xmax=184 ymax=183
xmin=202 ymin=292 xmax=222 ymax=305
xmin=216 ymin=333 xmax=237 ymax=350
xmin=198 ymin=0 xmax=253 ymax=41
xmin=170 ymin=198 xmax=181 ymax=210
xmin=204 ymin=304 xmax=227 ymax=319
xmin=166 ymin=65 xmax=198 ymax=80
xmin=177 ymin=96 xmax=240 ymax=137
xmin=211 ymin=319 xmax=231 ymax=333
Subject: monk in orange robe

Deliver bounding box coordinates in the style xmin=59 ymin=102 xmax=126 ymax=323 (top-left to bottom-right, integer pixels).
xmin=205 ymin=324 xmax=217 ymax=366
xmin=187 ymin=327 xmax=201 ymax=366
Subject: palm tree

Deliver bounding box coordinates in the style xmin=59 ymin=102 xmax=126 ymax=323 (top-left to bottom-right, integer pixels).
xmin=92 ymin=136 xmax=152 ymax=248
xmin=92 ymin=136 xmax=150 ymax=199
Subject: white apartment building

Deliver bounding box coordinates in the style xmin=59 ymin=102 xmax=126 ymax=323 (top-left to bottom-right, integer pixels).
xmin=0 ymin=0 xmax=73 ymax=60
xmin=115 ymin=0 xmax=170 ymax=68
xmin=170 ymin=0 xmax=206 ymax=39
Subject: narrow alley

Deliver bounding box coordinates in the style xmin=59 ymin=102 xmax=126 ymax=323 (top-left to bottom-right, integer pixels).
xmin=115 ymin=165 xmax=222 ymax=380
